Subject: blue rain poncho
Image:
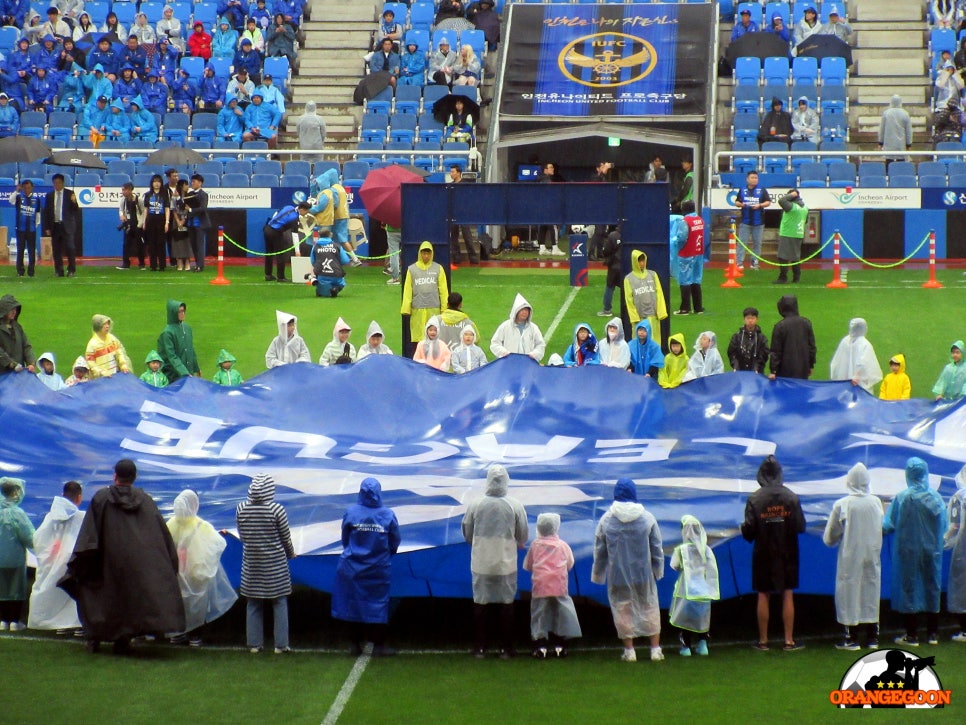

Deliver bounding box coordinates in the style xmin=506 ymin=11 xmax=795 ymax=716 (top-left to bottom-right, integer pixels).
xmin=628 ymin=319 xmax=664 ymax=377
xmin=946 ymin=467 xmax=966 ymax=614
xmin=669 ymin=515 xmax=719 ymax=633
xmin=462 ymin=464 xmax=529 ymax=605
xmin=331 ymin=478 xmax=401 ymax=624
xmin=829 ymin=318 xmax=883 ymax=394
xmin=882 ymin=457 xmax=948 ymax=613
xmin=28 ymin=494 xmax=84 ymax=629
xmin=822 ymin=462 xmax=884 ymax=627
xmin=591 ymin=478 xmax=664 ymax=638
xmin=0 ymin=477 xmax=34 ymax=602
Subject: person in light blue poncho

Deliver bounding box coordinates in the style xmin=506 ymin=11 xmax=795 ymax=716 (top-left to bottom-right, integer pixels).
xmin=628 ymin=319 xmax=664 ymax=378
xmin=883 ymin=457 xmax=948 ymax=646
xmin=0 ymin=477 xmax=35 ymax=631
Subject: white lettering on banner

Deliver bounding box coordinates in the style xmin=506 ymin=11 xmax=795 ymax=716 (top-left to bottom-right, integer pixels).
xmin=589 ymin=439 xmax=676 ymax=463
xmin=693 ymin=437 xmax=777 ymax=457
xmin=220 ymin=427 xmax=337 ymax=459
xmin=120 ymin=401 xmax=224 ymax=455
xmin=710 ymin=187 xmax=921 ymax=211
xmin=73 ymin=187 xmax=273 ymax=209
xmin=345 ymin=442 xmax=461 ymax=464
xmin=464 ymin=434 xmax=583 ymax=463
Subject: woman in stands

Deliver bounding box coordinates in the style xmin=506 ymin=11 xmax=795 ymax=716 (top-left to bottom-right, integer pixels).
xmin=100 ymin=11 xmax=126 ymax=41
xmin=452 ymin=44 xmax=481 ymax=87
xmin=266 ymin=13 xmax=296 ymax=65
xmin=72 ymin=11 xmax=94 ymax=42
xmin=793 ymin=5 xmax=820 ymax=47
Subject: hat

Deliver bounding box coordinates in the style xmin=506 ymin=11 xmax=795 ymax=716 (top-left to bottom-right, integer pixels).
xmin=382 ymin=8 xmax=394 ymax=16
xmin=0 ymin=93 xmax=8 ymax=100
xmin=263 ymin=73 xmax=272 ymax=79
xmin=147 ymin=68 xmax=158 ymax=77
xmin=237 ymin=66 xmax=248 ymax=74
xmin=97 ymin=94 xmax=108 ymax=102
xmin=194 ymin=20 xmax=204 ymax=27
xmin=241 ymin=38 xmax=252 ymax=45
xmin=740 ymin=8 xmax=750 ymax=14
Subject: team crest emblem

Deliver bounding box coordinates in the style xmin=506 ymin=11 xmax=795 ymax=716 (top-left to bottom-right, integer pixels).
xmin=558 ymin=32 xmax=658 ymax=88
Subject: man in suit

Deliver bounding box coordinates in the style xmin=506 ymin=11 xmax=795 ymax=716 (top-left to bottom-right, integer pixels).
xmin=184 ymin=174 xmax=211 ymax=272
xmin=43 ymin=173 xmax=81 ymax=277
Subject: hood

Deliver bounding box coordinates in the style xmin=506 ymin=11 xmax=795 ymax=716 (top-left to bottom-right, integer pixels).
xmin=173 ymin=489 xmax=199 ymax=519
xmin=0 ymin=477 xmax=25 ymax=505
xmin=48 ymin=495 xmax=79 ymax=522
xmin=905 ymin=457 xmax=929 ymax=492
xmin=71 ymin=62 xmax=85 ymax=73
xmin=757 ymin=455 xmax=783 ymax=487
xmin=42 ymin=34 xmax=56 ymax=44
xmin=129 ymin=95 xmax=144 ymax=109
xmin=459 ymin=326 xmax=477 ymax=345
xmin=110 ymin=99 xmax=125 ymax=112
xmin=416 ymin=240 xmax=435 ymax=269
xmin=424 ymin=314 xmax=441 ymax=338
xmin=358 ymin=477 xmax=383 ymax=508
xmin=630 ymin=248 xmax=649 ymax=279
xmin=890 ymin=94 xmax=902 ymax=108
xmin=508 ymin=292 xmax=532 ymax=323
xmin=951 ymin=340 xmax=965 ymax=360
xmin=92 ymin=63 xmax=104 ymax=74
xmin=603 ymin=316 xmax=624 ymax=342
xmin=847 ymin=318 xmax=867 ymax=339
xmin=166 ymin=299 xmax=185 ymax=325
xmin=846 ymin=462 xmax=871 ymax=496
xmin=321 ymin=168 xmax=340 ymax=189
xmin=667 ymin=332 xmax=687 ymax=357
xmin=205 ymin=62 xmax=216 ymax=73
xmin=71 ymin=356 xmax=89 ymax=372
xmin=614 ymin=477 xmax=637 ymax=502
xmin=485 ymin=464 xmax=509 ymax=497
xmin=276 ymin=309 xmax=297 ymax=340
xmin=107 ymin=484 xmax=144 ymax=511
xmin=332 ymin=316 xmax=351 ymax=343
xmin=38 ymin=351 xmax=57 ymax=372
xmin=121 ymin=63 xmax=135 ymax=74
xmin=694 ymin=330 xmax=717 ymax=351
xmin=770 ymin=12 xmax=783 ymax=25
xmin=248 ymin=473 xmax=275 ymax=504
xmin=144 ymin=349 xmax=163 ymax=364
xmin=92 ymin=313 xmax=111 ymax=335
xmin=777 ymin=294 xmax=799 ymax=318
xmin=796 ymin=95 xmax=810 ymax=108
xmin=536 ymin=512 xmax=560 ymax=537
xmin=304 ymin=101 xmax=317 ymax=115
xmin=770 ymin=96 xmax=784 ymax=111
xmin=216 ymin=349 xmax=236 ymax=365
xmin=888 ymin=353 xmax=906 ymax=375
xmin=681 ymin=514 xmax=707 ymax=552
xmin=0 ymin=294 xmax=22 ymax=320
xmin=250 ymin=88 xmax=265 ymax=100
xmin=634 ymin=318 xmax=653 ymax=342
xmin=366 ymin=320 xmax=385 ymax=344
xmin=572 ymin=321 xmax=594 ymax=345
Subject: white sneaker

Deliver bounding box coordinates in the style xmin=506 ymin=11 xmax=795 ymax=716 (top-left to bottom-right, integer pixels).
xmin=386 ymin=278 xmax=400 ymax=285
xmin=0 ymin=621 xmax=8 ymax=631
xmin=349 ymin=258 xmax=363 ymax=267
xmin=620 ymin=648 xmax=637 ymax=662
xmin=650 ymin=647 xmax=665 ymax=661
xmin=951 ymin=632 xmax=966 ymax=642
xmin=274 ymin=647 xmax=291 ymax=654
xmin=9 ymin=622 xmax=26 ymax=632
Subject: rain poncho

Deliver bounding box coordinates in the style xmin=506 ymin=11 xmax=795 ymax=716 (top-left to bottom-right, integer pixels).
xmin=628 ymin=319 xmax=664 ymax=377
xmin=622 ymin=249 xmax=667 ymax=348
xmin=591 ymin=479 xmax=664 ymax=638
xmin=331 ymin=478 xmax=401 ymax=624
xmin=64 ymin=356 xmax=90 ymax=386
xmin=451 ymin=326 xmax=487 ymax=374
xmin=265 ymin=310 xmax=311 ymax=368
xmin=0 ymin=478 xmax=34 ymax=603
xmin=0 ymin=294 xmax=35 ymax=373
xmin=212 ymin=349 xmax=243 ymax=386
xmin=489 ymin=293 xmax=546 ymax=362
xmin=523 ymin=513 xmax=582 ymax=640
xmin=462 ymin=465 xmax=529 ymax=605
xmin=236 ymin=474 xmax=295 ymax=599
xmin=28 ymin=494 xmax=84 ymax=629
xmin=683 ymin=331 xmax=725 ymax=382
xmin=741 ymin=456 xmax=806 ymax=591
xmin=769 ymin=294 xmax=816 ymax=379
xmin=158 ymin=299 xmax=200 ymax=381
xmin=946 ymin=467 xmax=966 ymax=614
xmin=822 ymin=463 xmax=884 ymax=626
xmin=356 ymin=320 xmax=394 ymax=359
xmin=879 ymin=353 xmax=911 ymax=400
xmin=85 ymin=314 xmax=132 ymax=378
xmin=35 ymin=351 xmax=65 ymax=391
xmin=669 ymin=515 xmax=720 ymax=633
xmin=878 ymin=95 xmax=913 ymax=152
xmin=140 ymin=350 xmax=169 ymax=388
xmin=597 ymin=317 xmax=630 ymax=369
xmin=658 ymin=332 xmax=688 ymax=389
xmin=400 ymin=241 xmax=449 ymax=342
xmin=931 ymin=340 xmax=966 ymax=400
xmin=166 ymin=490 xmax=237 ymax=632
xmin=297 ymin=100 xmax=326 ymax=151
xmin=883 ymin=458 xmax=948 ymax=613
xmin=319 ymin=317 xmax=357 ymax=366
xmin=829 ymin=318 xmax=883 ymax=393
xmin=562 ymin=322 xmax=600 ymax=367
xmin=413 ymin=315 xmax=451 ymax=371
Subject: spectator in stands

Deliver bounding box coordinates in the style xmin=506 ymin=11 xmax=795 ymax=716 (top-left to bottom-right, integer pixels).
xmin=7 ymin=39 xmax=33 ymax=87
xmin=128 ymin=95 xmax=158 ymax=144
xmin=141 ymin=69 xmax=169 ymax=116
xmin=84 ymin=64 xmax=113 ymax=106
xmin=212 ymin=17 xmax=239 ymax=60
xmin=199 ymin=63 xmax=226 ymax=111
xmin=56 ymin=64 xmax=86 ymax=112
xmin=157 ymin=6 xmax=185 ymax=52
xmin=243 ymin=88 xmax=281 ymax=148
xmin=879 ymin=95 xmax=912 ymax=161
xmin=34 ymin=35 xmax=61 ymax=75
xmin=22 ymin=11 xmax=43 ymax=45
xmin=467 ymin=0 xmax=501 ymax=52
xmin=369 ymin=37 xmax=400 ymax=90
xmin=793 ymin=5 xmax=820 ymax=47
xmin=81 ymin=94 xmax=109 ymax=142
xmin=936 ymin=48 xmax=955 ymax=78
xmin=234 ymin=38 xmax=264 ymax=83
xmin=89 ymin=36 xmax=119 ymax=80
xmin=935 ymin=61 xmax=964 ymax=108
xmin=643 ymin=155 xmax=663 ymax=182
xmin=42 ymin=6 xmax=70 ymax=40
xmin=57 ymin=37 xmax=85 ymax=73
xmin=934 ymin=95 xmax=964 ymax=142
xmin=105 ymin=98 xmax=132 ymax=142
xmin=374 ymin=9 xmax=402 ymax=50
xmin=444 ymin=97 xmax=474 ymax=143
xmin=734 ymin=170 xmax=771 ymax=270
xmin=120 ymin=35 xmax=148 ymax=78
xmin=73 ymin=11 xmax=94 ymax=42
xmin=274 ymin=0 xmax=304 ymax=30
xmin=435 ymin=0 xmax=467 ymax=26
xmin=132 ymin=13 xmax=157 ymax=46
xmin=188 ymin=21 xmax=213 ymax=61
xmin=241 ymin=17 xmax=266 ymax=53
xmin=0 ymin=0 xmax=27 ymax=27
xmin=818 ymin=5 xmax=851 ymax=41
xmin=452 ymin=44 xmax=481 ymax=87
xmin=932 ymin=0 xmax=959 ymax=29
xmin=250 ymin=0 xmax=272 ymax=30
xmin=114 ymin=64 xmax=142 ymax=106
xmin=227 ymin=67 xmax=255 ymax=107
xmin=0 ymin=93 xmax=19 ymax=137
xmin=266 ymin=13 xmax=296 ymax=65
xmin=399 ymin=40 xmax=427 ymax=86
xmin=152 ymin=37 xmax=181 ymax=86
xmin=101 ymin=11 xmax=126 ymax=41
xmin=791 ymin=96 xmax=819 ymax=142
xmin=172 ymin=68 xmax=197 ymax=113
xmin=766 ymin=12 xmax=790 ymax=44
xmin=27 ymin=66 xmax=56 ymax=112
xmin=218 ymin=0 xmax=247 ymax=30
xmin=297 ymin=100 xmax=326 ymax=153
xmin=430 ymin=36 xmax=458 ymax=86
xmin=258 ymin=73 xmax=286 ymax=114
xmin=731 ymin=7 xmax=758 ymax=41
xmin=758 ymin=96 xmax=793 ymax=147
xmin=217 ymin=95 xmax=246 ymax=141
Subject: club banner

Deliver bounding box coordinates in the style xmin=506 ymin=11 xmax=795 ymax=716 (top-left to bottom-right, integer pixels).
xmin=499 ymin=3 xmax=713 ymax=118
xmin=3 ymin=356 xmax=959 ymax=605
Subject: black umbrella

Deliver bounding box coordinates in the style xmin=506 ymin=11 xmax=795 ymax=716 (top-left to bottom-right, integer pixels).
xmin=395 ymin=164 xmax=432 ymax=178
xmin=75 ymin=31 xmax=121 ymax=52
xmin=725 ymin=32 xmax=791 ymax=65
xmin=353 ymin=71 xmax=393 ymax=105
xmin=145 ymin=147 xmax=207 ymax=166
xmin=44 ymin=150 xmax=107 ymax=170
xmin=432 ymin=93 xmax=481 ymax=125
xmin=796 ymin=34 xmax=853 ymax=67
xmin=0 ymin=136 xmax=51 ymax=164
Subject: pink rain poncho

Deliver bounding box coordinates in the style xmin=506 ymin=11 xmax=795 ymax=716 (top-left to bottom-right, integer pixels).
xmin=669 ymin=515 xmax=719 ymax=633
xmin=523 ymin=513 xmax=582 ymax=640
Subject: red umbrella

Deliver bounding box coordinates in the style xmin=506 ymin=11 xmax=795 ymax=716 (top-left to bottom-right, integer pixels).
xmin=358 ymin=164 xmax=425 ymax=228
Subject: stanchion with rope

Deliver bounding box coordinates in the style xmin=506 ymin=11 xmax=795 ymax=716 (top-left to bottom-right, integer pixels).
xmin=305 ymin=229 xmax=320 ymax=285
xmin=825 ymin=229 xmax=847 ymax=289
xmin=722 ymin=219 xmax=742 ymax=288
xmin=210 ymin=225 xmax=231 ymax=285
xmin=923 ymin=229 xmax=944 ymax=289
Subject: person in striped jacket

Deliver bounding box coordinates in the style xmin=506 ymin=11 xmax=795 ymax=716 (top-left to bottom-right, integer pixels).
xmin=236 ymin=474 xmax=295 ymax=654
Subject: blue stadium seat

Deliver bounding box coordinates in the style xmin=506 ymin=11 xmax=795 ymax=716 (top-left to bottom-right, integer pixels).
xmin=194 ymin=161 xmax=223 ymax=178
xmin=431 ymin=31 xmax=457 ymax=51
xmin=719 ymin=172 xmax=746 ymax=188
xmin=931 ymin=27 xmax=956 ymax=54
xmin=242 ymin=141 xmax=270 ymax=157
xmin=208 ymin=57 xmax=232 ymax=80
xmin=19 ymin=111 xmax=47 ymax=139
xmin=732 ymin=113 xmax=759 ymax=143
xmin=889 ymin=175 xmax=918 ymax=188
xmin=355 ymin=141 xmax=383 ymax=166
xmin=820 ymin=85 xmax=847 ymax=113
xmin=792 ymin=56 xmax=818 ymax=85
xmin=758 ymin=172 xmax=797 ymax=189
xmin=422 ymin=85 xmax=449 ymax=107
xmin=763 ymin=56 xmax=789 ymax=86
xmin=171 ymin=1 xmax=192 ymax=24
xmin=389 ymin=113 xmax=417 ymax=144
xmin=820 ymin=56 xmax=847 ymax=85
xmin=284 ymin=160 xmax=312 ymax=178
xmin=221 ymin=173 xmax=250 ymax=187
xmin=761 ymin=141 xmax=789 ymax=173
xmin=103 ymin=173 xmax=132 ymax=186
xmin=734 ymin=56 xmax=761 ymax=86
xmin=263 ymin=57 xmax=291 ymax=91
xmin=361 ymin=113 xmax=390 ymax=143
xmin=395 ymin=85 xmax=422 ymax=115
xmin=409 ymin=1 xmax=434 ymax=30
xmin=737 ymin=2 xmax=763 ymax=27
xmin=0 ymin=162 xmax=17 ymax=178
xmin=113 ymin=3 xmax=137 ymax=26
xmin=764 ymin=1 xmax=790 ymax=27
xmin=20 ymin=160 xmax=46 ymax=179
xmin=162 ymin=113 xmax=190 ymax=143
xmin=887 ymin=161 xmax=915 ymax=177
xmin=254 ymin=160 xmax=283 ymax=176
xmin=947 ymin=160 xmax=966 ymax=176
xmin=44 ymin=172 xmax=73 ymax=186
xmin=762 ymin=82 xmax=790 ymax=109
xmin=935 ymin=141 xmax=964 ymax=163
xmin=382 ymin=2 xmax=407 ymax=24
xmin=132 ymin=173 xmax=154 ymax=187
xmin=313 ymin=160 xmax=340 ymax=178
xmin=140 ymin=2 xmax=166 ymax=22
xmin=366 ymin=87 xmax=394 ymax=116
xmin=820 ymin=110 xmax=847 ymax=140
xmin=798 ymin=161 xmax=828 ymax=187
xmin=180 ymin=56 xmax=205 ymax=79
xmin=0 ymin=26 xmax=18 ymax=52
xmin=107 ymin=160 xmax=136 ymax=177
xmin=405 ymin=29 xmax=430 ymax=54
xmin=385 ymin=140 xmax=414 ymax=156
xmin=75 ymin=172 xmax=102 ymax=187
xmin=461 ymin=29 xmax=486 ymax=57
xmin=452 ymin=85 xmax=480 ymax=103
xmin=191 ymin=113 xmax=218 ymax=143
xmin=225 ymin=160 xmax=253 ymax=176
xmin=859 ymin=175 xmax=887 ymax=188
xmin=342 ymin=161 xmax=370 ymax=183
xmin=201 ymin=175 xmax=220 ymax=187
xmin=85 ymin=1 xmax=109 ymax=25
xmin=791 ymin=82 xmax=817 ymax=106
xmin=192 ymin=2 xmax=219 ymax=27
xmin=279 ymin=174 xmax=309 ymax=188
xmin=731 ymin=141 xmax=759 ymax=173
xmin=918 ymin=174 xmax=947 ymax=187
xmin=949 ymin=173 xmax=966 ymax=186
xmin=251 ymin=173 xmax=279 ymax=187
xmin=857 ymin=161 xmax=886 ymax=180
xmin=46 ymin=111 xmax=76 ymax=143
xmin=918 ymin=161 xmax=947 ymax=178
xmin=733 ymin=85 xmax=761 ymax=114
xmin=827 ymin=162 xmax=856 ymax=188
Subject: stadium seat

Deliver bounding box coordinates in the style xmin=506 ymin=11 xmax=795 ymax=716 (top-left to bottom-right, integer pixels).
xmin=820 ymin=111 xmax=847 ymax=140
xmin=736 ymin=2 xmax=763 ymax=27
xmin=382 ymin=2 xmax=407 ymax=24
xmin=935 ymin=141 xmax=964 ymax=163
xmin=395 ymin=85 xmax=422 ymax=115
xmin=820 ymin=85 xmax=847 ymax=113
xmin=791 ymin=56 xmax=818 ymax=85
xmin=758 ymin=172 xmax=796 ymax=188
xmin=366 ymin=87 xmax=394 ymax=116
xmin=763 ymin=56 xmax=789 ymax=86
xmin=194 ymin=161 xmax=223 ymax=178
xmin=342 ymin=161 xmax=370 ymax=184
xmin=75 ymin=172 xmax=102 ymax=187
xmin=918 ymin=174 xmax=947 ymax=187
xmin=820 ymin=56 xmax=847 ymax=85
xmin=889 ymin=175 xmax=918 ymax=188
xmin=19 ymin=112 xmax=47 ymax=139
xmin=361 ymin=113 xmax=390 ymax=143
xmin=947 ymin=160 xmax=966 ymax=177
xmin=44 ymin=172 xmax=73 ymax=186
xmin=452 ymin=85 xmax=480 ymax=103
xmin=385 ymin=140 xmax=414 ymax=157
xmin=130 ymin=172 xmax=153 ymax=187
xmin=355 ymin=141 xmax=383 ymax=166
xmin=162 ymin=113 xmax=190 ymax=143
xmin=84 ymin=1 xmax=109 ymax=24
xmin=733 ymin=85 xmax=761 ymax=114
xmin=461 ymin=29 xmax=486 ymax=57
xmin=107 ymin=160 xmax=136 ymax=178
xmin=140 ymin=2 xmax=166 ymax=22
xmin=859 ymin=175 xmax=887 ymax=188
xmin=789 ymin=140 xmax=817 ymax=172
xmin=171 ymin=1 xmax=192 ymax=24
xmin=762 ymin=82 xmax=790 ymax=109
xmin=431 ymin=31 xmax=457 ymax=52
xmin=857 ymin=161 xmax=886 ymax=180
xmin=284 ymin=160 xmax=312 ymax=178
xmin=113 ymin=3 xmax=137 ymax=26
xmin=791 ymin=82 xmax=817 ymax=107
xmin=931 ymin=27 xmax=956 ymax=54
xmin=254 ymin=160 xmax=283 ymax=177
xmin=827 ymin=162 xmax=856 ymax=188
xmin=764 ymin=1 xmax=790 ymax=27
xmin=389 ymin=113 xmax=417 ymax=144
xmin=191 ymin=113 xmax=218 ymax=143
xmin=422 ymin=85 xmax=449 ymax=107
xmin=887 ymin=161 xmax=915 ymax=177
xmin=798 ymin=161 xmax=828 ymax=187
xmin=732 ymin=113 xmax=759 ymax=144
xmin=19 ymin=160 xmax=46 ymax=179
xmin=918 ymin=160 xmax=947 ymax=178
xmin=251 ymin=173 xmax=279 ymax=187
xmin=405 ymin=29 xmax=430 ymax=55
xmin=0 ymin=26 xmax=18 ymax=53
xmin=263 ymin=57 xmax=291 ymax=91
xmin=208 ymin=57 xmax=232 ymax=79
xmin=312 ymin=161 xmax=340 ymax=178
xmin=949 ymin=173 xmax=966 ymax=186
xmin=103 ymin=173 xmax=132 ymax=186
xmin=221 ymin=173 xmax=250 ymax=187
xmin=192 ymin=2 xmax=219 ymax=27
xmin=0 ymin=162 xmax=16 ymax=179
xmin=202 ymin=175 xmax=220 ymax=187
xmin=409 ymin=2 xmax=434 ymax=30
xmin=46 ymin=111 xmax=76 ymax=143
xmin=225 ymin=160 xmax=253 ymax=176
xmin=731 ymin=141 xmax=759 ymax=173
xmin=761 ymin=141 xmax=789 ymax=173
xmin=734 ymin=56 xmax=761 ymax=86
xmin=180 ymin=56 xmax=205 ymax=79
xmin=279 ymin=174 xmax=309 ymax=188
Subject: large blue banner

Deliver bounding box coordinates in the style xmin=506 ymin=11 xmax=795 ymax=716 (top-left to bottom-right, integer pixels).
xmin=3 ymin=356 xmax=960 ymax=605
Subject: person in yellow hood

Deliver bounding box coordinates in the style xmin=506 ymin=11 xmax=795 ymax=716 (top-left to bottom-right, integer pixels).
xmin=85 ymin=314 xmax=132 ymax=378
xmin=622 ymin=249 xmax=667 ymax=348
xmin=658 ymin=332 xmax=688 ymax=389
xmin=879 ymin=353 xmax=911 ymax=400
xmin=400 ymin=241 xmax=448 ymax=351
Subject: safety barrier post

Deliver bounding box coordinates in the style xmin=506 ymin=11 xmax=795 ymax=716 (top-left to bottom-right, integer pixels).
xmin=210 ymin=226 xmax=231 ymax=285
xmin=922 ymin=229 xmax=944 ymax=289
xmin=721 ymin=222 xmax=742 ymax=288
xmin=825 ymin=229 xmax=847 ymax=289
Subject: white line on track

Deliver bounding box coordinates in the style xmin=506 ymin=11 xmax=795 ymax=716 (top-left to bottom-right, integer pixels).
xmin=542 ymin=286 xmax=581 ymax=349
xmin=322 ymin=650 xmax=371 ymax=725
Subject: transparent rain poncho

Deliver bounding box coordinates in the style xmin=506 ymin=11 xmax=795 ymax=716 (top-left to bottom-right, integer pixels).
xmin=523 ymin=513 xmax=582 ymax=640
xmin=28 ymin=494 xmax=84 ymax=629
xmin=945 ymin=466 xmax=966 ymax=614
xmin=669 ymin=514 xmax=720 ymax=633
xmin=829 ymin=318 xmax=883 ymax=393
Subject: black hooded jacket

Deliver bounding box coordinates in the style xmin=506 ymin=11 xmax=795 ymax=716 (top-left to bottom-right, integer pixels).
xmin=768 ymin=295 xmax=816 ymax=378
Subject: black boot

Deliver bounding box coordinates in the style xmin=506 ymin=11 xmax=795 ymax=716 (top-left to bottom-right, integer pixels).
xmin=675 ymin=285 xmax=692 ymax=314
xmin=691 ymin=284 xmax=704 ymax=314
xmin=775 ymin=257 xmax=788 ymax=283
xmin=792 ymin=262 xmax=801 ymax=283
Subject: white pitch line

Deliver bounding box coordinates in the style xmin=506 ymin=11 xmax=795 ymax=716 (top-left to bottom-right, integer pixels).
xmin=543 ymin=286 xmax=581 ymax=349
xmin=321 ymin=650 xmax=371 ymax=725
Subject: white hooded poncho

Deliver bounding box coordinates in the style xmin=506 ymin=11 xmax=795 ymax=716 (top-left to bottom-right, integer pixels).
xmin=27 ymin=495 xmax=84 ymax=629
xmin=265 ymin=309 xmax=311 ymax=368
xmin=682 ymin=331 xmax=725 ymax=382
xmin=669 ymin=514 xmax=720 ymax=633
xmin=489 ymin=293 xmax=546 ymax=361
xmin=829 ymin=318 xmax=883 ymax=393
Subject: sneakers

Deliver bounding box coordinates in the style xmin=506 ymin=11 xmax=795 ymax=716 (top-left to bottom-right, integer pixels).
xmin=188 ymin=637 xmax=203 ymax=648
xmin=673 ymin=309 xmax=690 ymax=316
xmin=0 ymin=622 xmax=7 ymax=631
xmin=694 ymin=640 xmax=709 ymax=656
xmin=349 ymin=259 xmax=364 ymax=267
xmin=620 ymin=648 xmax=637 ymax=662
xmin=926 ymin=633 xmax=939 ymax=645
xmin=596 ymin=310 xmax=613 ymax=317
xmin=678 ymin=646 xmax=691 ymax=657
xmin=868 ymin=639 xmax=879 ymax=649
xmin=9 ymin=622 xmax=25 ymax=632
xmin=650 ymin=647 xmax=665 ymax=661
xmin=274 ymin=647 xmax=291 ymax=655
xmin=169 ymin=634 xmax=188 ymax=646
xmin=386 ymin=278 xmax=400 ymax=286
xmin=249 ymin=647 xmax=262 ymax=654
xmin=753 ymin=642 xmax=769 ymax=651
xmin=783 ymin=641 xmax=805 ymax=652
xmin=894 ymin=634 xmax=919 ymax=647
xmin=835 ymin=639 xmax=860 ymax=651
xmin=751 ymin=262 xmax=760 ymax=271
xmin=265 ymin=274 xmax=276 ymax=281
xmin=952 ymin=632 xmax=966 ymax=642
xmin=554 ymin=645 xmax=567 ymax=658
xmin=532 ymin=646 xmax=548 ymax=660
xmin=472 ymin=648 xmax=486 ymax=659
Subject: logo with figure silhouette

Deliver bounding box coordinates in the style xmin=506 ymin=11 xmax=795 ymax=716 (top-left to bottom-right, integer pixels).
xmin=558 ymin=33 xmax=657 ymax=89
xmin=830 ymin=649 xmax=951 ymax=708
